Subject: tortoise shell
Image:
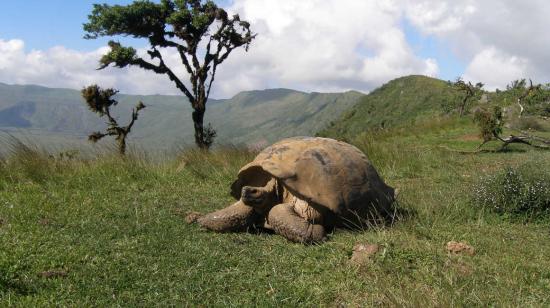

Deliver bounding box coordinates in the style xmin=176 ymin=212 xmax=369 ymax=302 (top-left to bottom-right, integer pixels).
xmin=231 ymin=137 xmax=394 ymax=216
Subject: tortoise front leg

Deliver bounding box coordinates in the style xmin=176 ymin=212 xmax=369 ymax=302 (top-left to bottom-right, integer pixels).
xmin=197 ymin=200 xmax=259 ymax=232
xmin=267 ymin=203 xmax=326 ymax=244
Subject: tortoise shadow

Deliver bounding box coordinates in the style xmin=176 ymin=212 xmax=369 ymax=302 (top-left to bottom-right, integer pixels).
xmin=338 ymin=199 xmax=417 ymax=232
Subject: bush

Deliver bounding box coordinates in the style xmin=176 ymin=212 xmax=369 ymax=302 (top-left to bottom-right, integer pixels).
xmin=514 ymin=117 xmax=545 ymax=131
xmin=472 ymin=162 xmax=550 ymax=220
xmin=473 ymin=106 xmax=503 ymax=142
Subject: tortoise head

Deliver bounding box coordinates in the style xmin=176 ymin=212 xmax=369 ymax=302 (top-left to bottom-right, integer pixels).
xmin=241 ymin=178 xmax=279 ymax=212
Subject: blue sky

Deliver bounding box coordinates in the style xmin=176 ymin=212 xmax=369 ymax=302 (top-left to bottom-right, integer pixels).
xmin=0 ymin=0 xmax=547 ymax=96
xmin=401 ymin=19 xmax=465 ymax=82
xmin=0 ymin=0 xmax=232 ymax=51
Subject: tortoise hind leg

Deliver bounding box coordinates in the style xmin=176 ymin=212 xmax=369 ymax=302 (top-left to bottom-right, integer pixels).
xmin=267 ymin=203 xmax=326 ymax=244
xmin=197 ymin=200 xmax=259 ymax=232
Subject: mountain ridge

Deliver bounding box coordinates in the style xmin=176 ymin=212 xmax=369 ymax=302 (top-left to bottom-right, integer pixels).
xmin=0 ymin=83 xmax=364 ymax=150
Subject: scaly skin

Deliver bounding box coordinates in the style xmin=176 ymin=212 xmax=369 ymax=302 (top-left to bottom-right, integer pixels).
xmin=197 ymin=200 xmax=259 ymax=232
xmin=267 ymin=203 xmax=326 ymax=244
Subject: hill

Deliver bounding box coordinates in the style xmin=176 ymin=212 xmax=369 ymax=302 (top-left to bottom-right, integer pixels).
xmin=0 ymin=83 xmax=364 ymax=150
xmin=319 ymin=75 xmax=459 ymax=139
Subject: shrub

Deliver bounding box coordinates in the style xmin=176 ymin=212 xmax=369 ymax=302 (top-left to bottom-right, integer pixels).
xmin=514 ymin=116 xmax=545 ymax=131
xmin=473 ymin=106 xmax=503 ymax=143
xmin=472 ymin=162 xmax=550 ymax=220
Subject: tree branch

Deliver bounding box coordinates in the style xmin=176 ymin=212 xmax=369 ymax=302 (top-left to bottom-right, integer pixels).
xmin=125 ymin=102 xmax=145 ymax=133
xmin=133 ymin=51 xmax=195 ymax=103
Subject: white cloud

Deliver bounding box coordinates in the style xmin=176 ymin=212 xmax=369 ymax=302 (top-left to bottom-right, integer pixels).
xmin=404 ymin=0 xmax=550 ymax=87
xmin=219 ymin=0 xmax=438 ymax=95
xmin=0 ymin=38 xmax=181 ymax=95
xmin=463 ymin=47 xmax=528 ymax=90
xmin=0 ymin=0 xmax=439 ymax=97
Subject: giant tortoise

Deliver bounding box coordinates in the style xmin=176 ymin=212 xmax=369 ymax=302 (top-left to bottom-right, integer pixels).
xmin=197 ymin=137 xmax=395 ymax=243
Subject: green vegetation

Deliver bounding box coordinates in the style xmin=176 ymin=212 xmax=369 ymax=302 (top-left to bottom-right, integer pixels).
xmin=82 ymin=85 xmax=146 ymax=155
xmin=319 ymin=75 xmax=550 ymax=141
xmin=473 ymin=105 xmax=503 ymax=145
xmin=84 ymin=0 xmax=255 ymax=148
xmin=453 ymin=77 xmax=484 ymax=116
xmin=472 ymin=161 xmax=550 ymax=220
xmin=319 ymin=75 xmax=459 ymax=139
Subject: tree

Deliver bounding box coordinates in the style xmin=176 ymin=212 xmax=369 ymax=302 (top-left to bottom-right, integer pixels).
xmin=473 ymin=105 xmax=503 ymax=147
xmin=473 ymin=105 xmax=549 ymax=151
xmin=454 ymin=77 xmax=484 ymax=116
xmin=83 ymin=0 xmax=255 ymax=149
xmin=82 ymin=85 xmax=146 ymax=155
xmin=507 ymin=79 xmax=543 ymax=118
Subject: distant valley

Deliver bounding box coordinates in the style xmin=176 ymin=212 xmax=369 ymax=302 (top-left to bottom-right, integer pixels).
xmin=0 ymin=83 xmax=364 ymax=151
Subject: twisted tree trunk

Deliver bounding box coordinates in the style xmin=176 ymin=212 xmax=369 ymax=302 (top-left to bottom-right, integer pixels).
xmin=117 ymin=134 xmax=127 ymax=156
xmin=192 ymin=107 xmax=207 ymax=149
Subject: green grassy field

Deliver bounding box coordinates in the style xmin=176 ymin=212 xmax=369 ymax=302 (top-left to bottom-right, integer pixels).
xmin=1 ymin=116 xmax=549 ymax=306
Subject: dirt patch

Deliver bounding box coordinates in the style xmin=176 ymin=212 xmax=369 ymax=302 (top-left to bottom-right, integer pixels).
xmin=350 ymin=243 xmax=380 ymax=266
xmin=446 ymin=241 xmax=475 ymax=256
xmin=456 ymin=134 xmax=481 ymax=141
xmin=39 ymin=218 xmax=52 ymax=226
xmin=39 ymin=270 xmax=68 ymax=279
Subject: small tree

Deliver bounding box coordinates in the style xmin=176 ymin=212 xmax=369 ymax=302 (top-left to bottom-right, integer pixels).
xmin=508 ymin=79 xmax=543 ymax=118
xmin=82 ymin=85 xmax=146 ymax=155
xmin=473 ymin=106 xmax=503 ymax=147
xmin=473 ymin=105 xmax=549 ymax=151
xmin=454 ymin=77 xmax=484 ymax=116
xmin=83 ymin=0 xmax=255 ymax=149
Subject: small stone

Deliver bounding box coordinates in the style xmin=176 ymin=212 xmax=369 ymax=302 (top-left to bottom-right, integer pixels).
xmin=446 ymin=241 xmax=475 ymax=256
xmin=185 ymin=212 xmax=203 ymax=224
xmin=350 ymin=243 xmax=380 ymax=265
xmin=39 ymin=218 xmax=51 ymax=226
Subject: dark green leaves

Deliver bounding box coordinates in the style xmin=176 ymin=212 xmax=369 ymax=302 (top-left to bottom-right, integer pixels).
xmin=99 ymin=41 xmax=138 ymax=69
xmin=84 ymin=1 xmax=169 ymax=39
xmin=81 ymin=84 xmax=118 ymax=115
xmin=474 ymin=106 xmax=503 ymax=142
xmin=81 ymin=85 xmax=146 ymax=154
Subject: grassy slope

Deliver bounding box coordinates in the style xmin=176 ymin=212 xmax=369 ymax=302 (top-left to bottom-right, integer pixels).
xmin=320 ymin=75 xmax=550 ymax=140
xmin=1 ymin=117 xmax=550 ymax=306
xmin=319 ymin=75 xmax=459 ymax=139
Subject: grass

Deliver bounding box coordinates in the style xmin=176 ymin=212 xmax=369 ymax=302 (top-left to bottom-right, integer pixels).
xmin=1 ymin=117 xmax=550 ymax=306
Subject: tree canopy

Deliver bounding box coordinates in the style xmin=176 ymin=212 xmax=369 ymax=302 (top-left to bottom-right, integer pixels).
xmin=454 ymin=77 xmax=484 ymax=116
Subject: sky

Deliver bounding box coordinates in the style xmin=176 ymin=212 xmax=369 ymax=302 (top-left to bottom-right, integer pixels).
xmin=0 ymin=0 xmax=549 ymax=98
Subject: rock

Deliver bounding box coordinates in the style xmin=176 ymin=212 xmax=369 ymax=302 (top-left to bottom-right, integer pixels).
xmin=350 ymin=243 xmax=380 ymax=266
xmin=185 ymin=212 xmax=203 ymax=224
xmin=446 ymin=241 xmax=475 ymax=256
